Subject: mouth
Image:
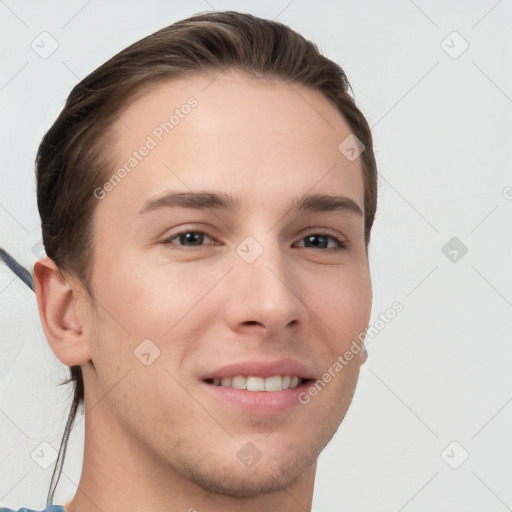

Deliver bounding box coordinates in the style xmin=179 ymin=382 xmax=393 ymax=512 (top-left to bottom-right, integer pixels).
xmin=204 ymin=375 xmax=310 ymax=391
xmin=200 ymin=359 xmax=316 ymax=415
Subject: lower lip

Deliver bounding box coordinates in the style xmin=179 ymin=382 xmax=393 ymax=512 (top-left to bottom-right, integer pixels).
xmin=200 ymin=380 xmax=311 ymax=415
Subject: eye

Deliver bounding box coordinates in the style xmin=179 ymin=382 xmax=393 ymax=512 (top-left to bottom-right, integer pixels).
xmin=294 ymin=233 xmax=347 ymax=250
xmin=162 ymin=231 xmax=216 ymax=248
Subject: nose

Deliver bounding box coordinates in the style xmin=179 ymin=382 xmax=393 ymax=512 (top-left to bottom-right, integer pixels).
xmin=222 ymin=239 xmax=306 ymax=338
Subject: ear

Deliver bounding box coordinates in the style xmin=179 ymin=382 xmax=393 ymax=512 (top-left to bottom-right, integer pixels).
xmin=33 ymin=257 xmax=91 ymax=367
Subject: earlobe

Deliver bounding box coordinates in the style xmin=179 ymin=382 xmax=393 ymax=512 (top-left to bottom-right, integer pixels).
xmin=33 ymin=257 xmax=91 ymax=367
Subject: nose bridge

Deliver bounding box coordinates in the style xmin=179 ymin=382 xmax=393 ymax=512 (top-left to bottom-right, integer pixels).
xmin=227 ymin=234 xmax=304 ymax=333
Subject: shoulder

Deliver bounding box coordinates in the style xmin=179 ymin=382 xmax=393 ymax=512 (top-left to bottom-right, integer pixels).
xmin=0 ymin=506 xmax=66 ymax=512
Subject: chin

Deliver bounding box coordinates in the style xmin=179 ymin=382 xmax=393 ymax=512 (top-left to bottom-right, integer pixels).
xmin=188 ymin=450 xmax=316 ymax=498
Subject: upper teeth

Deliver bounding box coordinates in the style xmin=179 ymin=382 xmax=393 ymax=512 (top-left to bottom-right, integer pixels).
xmin=212 ymin=375 xmax=301 ymax=391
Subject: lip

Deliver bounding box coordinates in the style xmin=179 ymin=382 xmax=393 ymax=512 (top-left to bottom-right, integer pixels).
xmin=200 ymin=379 xmax=312 ymax=415
xmin=200 ymin=357 xmax=315 ymax=380
xmin=199 ymin=358 xmax=315 ymax=415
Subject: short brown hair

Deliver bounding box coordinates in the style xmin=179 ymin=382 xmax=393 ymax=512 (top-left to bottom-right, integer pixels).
xmin=37 ymin=11 xmax=378 ymax=505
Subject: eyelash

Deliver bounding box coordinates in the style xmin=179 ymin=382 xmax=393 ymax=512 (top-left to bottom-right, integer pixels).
xmin=161 ymin=230 xmax=348 ymax=251
xmin=296 ymin=233 xmax=348 ymax=250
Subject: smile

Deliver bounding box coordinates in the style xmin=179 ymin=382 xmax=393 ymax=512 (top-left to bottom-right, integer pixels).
xmin=205 ymin=375 xmax=306 ymax=391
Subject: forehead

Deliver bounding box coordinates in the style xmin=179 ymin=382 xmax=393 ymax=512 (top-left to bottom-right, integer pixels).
xmin=100 ymin=71 xmax=364 ymax=219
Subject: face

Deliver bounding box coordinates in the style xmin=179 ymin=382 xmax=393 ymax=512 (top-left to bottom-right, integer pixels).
xmin=81 ymin=71 xmax=372 ymax=497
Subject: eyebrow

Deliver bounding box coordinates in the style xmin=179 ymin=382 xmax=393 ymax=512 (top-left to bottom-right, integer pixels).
xmin=138 ymin=191 xmax=363 ymax=217
xmin=139 ymin=191 xmax=241 ymax=215
xmin=289 ymin=193 xmax=363 ymax=217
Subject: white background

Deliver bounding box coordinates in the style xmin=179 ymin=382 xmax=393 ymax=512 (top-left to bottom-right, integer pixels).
xmin=1 ymin=1 xmax=511 ymax=511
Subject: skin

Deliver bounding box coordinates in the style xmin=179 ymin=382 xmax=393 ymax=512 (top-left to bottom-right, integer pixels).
xmin=34 ymin=71 xmax=372 ymax=512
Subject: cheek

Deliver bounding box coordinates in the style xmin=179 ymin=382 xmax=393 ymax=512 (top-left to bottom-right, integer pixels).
xmin=93 ymin=255 xmax=227 ymax=343
xmin=311 ymin=265 xmax=372 ymax=349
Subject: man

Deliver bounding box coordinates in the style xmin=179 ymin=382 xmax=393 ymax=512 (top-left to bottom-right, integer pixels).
xmin=2 ymin=10 xmax=377 ymax=512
